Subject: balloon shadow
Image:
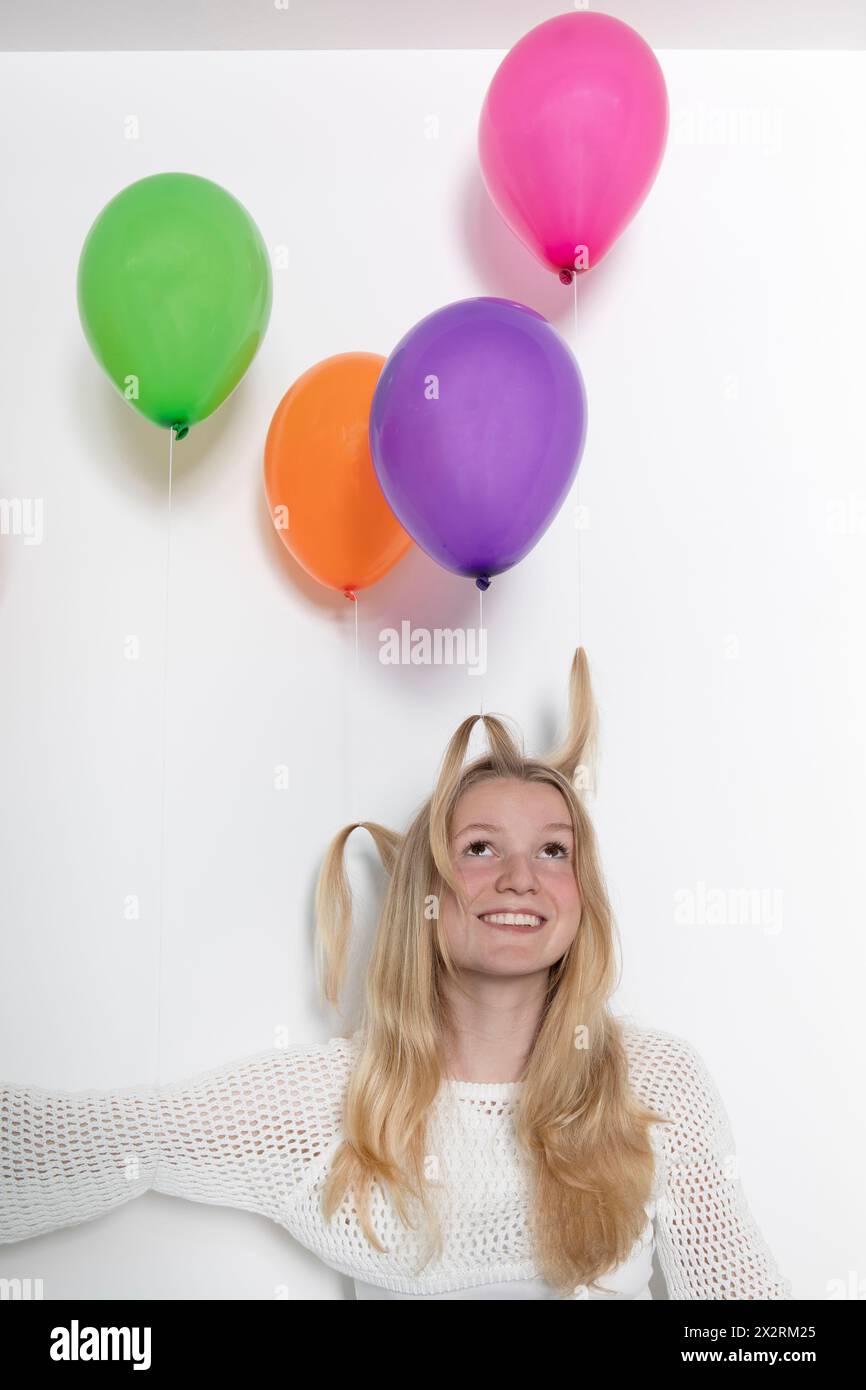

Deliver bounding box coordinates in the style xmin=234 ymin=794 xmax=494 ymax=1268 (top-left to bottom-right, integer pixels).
xmin=69 ymin=349 xmax=250 ymax=502
xmin=354 ymin=546 xmax=513 ymax=713
xmin=259 ymin=470 xmax=501 ymax=712
xmin=458 ymin=161 xmax=631 ymax=334
xmin=258 ymin=482 xmax=355 ymax=623
xmin=258 ymin=481 xmax=462 ymax=631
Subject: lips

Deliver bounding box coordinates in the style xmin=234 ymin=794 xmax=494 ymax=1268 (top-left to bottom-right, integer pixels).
xmin=476 ymin=911 xmax=547 ymax=933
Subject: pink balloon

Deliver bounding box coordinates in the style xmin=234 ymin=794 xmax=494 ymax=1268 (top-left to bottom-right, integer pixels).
xmin=479 ymin=12 xmax=668 ymax=283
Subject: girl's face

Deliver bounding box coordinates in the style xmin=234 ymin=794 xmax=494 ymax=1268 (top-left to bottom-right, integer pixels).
xmin=440 ymin=777 xmax=582 ymax=977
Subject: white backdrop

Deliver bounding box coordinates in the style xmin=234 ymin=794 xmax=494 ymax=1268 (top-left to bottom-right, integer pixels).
xmin=0 ymin=48 xmax=863 ymax=1300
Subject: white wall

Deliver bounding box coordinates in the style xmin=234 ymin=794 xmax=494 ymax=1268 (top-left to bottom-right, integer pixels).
xmin=0 ymin=47 xmax=863 ymax=1300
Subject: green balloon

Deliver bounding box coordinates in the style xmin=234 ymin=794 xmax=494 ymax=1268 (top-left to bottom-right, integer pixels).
xmin=77 ymin=172 xmax=272 ymax=440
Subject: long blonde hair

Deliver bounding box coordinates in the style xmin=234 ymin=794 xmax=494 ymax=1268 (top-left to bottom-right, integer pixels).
xmin=314 ymin=646 xmax=671 ymax=1295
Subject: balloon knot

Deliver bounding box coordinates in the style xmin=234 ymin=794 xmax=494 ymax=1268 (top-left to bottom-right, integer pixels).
xmin=172 ymin=423 xmax=189 ymax=441
xmin=559 ymin=268 xmax=575 ymax=286
xmin=344 ymin=589 xmax=357 ymax=603
xmin=475 ymin=576 xmax=491 ymax=592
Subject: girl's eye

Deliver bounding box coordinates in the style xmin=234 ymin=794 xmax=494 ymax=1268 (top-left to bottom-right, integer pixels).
xmin=541 ymin=840 xmax=570 ymax=859
xmin=461 ymin=839 xmax=571 ymax=859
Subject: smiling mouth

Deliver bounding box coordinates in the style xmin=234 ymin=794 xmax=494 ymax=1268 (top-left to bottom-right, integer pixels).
xmin=476 ymin=911 xmax=547 ymax=933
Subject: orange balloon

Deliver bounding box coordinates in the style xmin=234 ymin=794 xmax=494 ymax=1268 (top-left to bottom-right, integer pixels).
xmin=264 ymin=352 xmax=413 ymax=599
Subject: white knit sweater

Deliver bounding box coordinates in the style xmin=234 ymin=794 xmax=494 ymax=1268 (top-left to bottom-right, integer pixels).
xmin=0 ymin=1024 xmax=791 ymax=1299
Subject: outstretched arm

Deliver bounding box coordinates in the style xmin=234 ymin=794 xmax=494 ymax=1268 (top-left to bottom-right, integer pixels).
xmin=644 ymin=1032 xmax=792 ymax=1300
xmin=1 ymin=1075 xmax=159 ymax=1243
xmin=1 ymin=1036 xmax=353 ymax=1245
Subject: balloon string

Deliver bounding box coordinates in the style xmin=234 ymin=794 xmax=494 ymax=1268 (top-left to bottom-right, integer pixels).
xmin=573 ymin=275 xmax=583 ymax=651
xmin=352 ymin=593 xmax=360 ymax=825
xmin=154 ymin=426 xmax=173 ymax=1181
xmin=479 ymin=586 xmax=484 ymax=717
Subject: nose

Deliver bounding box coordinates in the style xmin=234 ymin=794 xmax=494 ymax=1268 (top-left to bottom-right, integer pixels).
xmin=494 ymin=852 xmax=540 ymax=896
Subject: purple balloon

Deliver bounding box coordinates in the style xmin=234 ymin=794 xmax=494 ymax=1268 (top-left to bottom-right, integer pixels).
xmin=369 ymin=297 xmax=587 ymax=589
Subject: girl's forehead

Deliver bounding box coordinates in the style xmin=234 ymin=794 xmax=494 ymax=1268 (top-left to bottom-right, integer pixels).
xmin=453 ymin=779 xmax=571 ymax=821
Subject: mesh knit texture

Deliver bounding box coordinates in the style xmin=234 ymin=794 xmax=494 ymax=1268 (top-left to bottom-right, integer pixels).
xmin=0 ymin=1024 xmax=792 ymax=1299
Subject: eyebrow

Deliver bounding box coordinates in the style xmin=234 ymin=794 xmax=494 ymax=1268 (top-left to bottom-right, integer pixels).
xmin=453 ymin=821 xmax=574 ymax=836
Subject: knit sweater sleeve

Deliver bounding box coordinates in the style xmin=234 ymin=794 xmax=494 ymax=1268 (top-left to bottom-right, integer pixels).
xmin=626 ymin=1027 xmax=792 ymax=1300
xmin=0 ymin=1037 xmax=352 ymax=1246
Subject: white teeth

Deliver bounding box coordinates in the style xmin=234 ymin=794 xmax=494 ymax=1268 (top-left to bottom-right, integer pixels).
xmin=479 ymin=912 xmax=545 ymax=927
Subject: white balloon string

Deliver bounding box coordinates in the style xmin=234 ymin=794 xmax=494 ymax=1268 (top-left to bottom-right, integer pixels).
xmin=352 ymin=593 xmax=360 ymax=826
xmin=573 ymin=275 xmax=583 ymax=651
xmin=479 ymin=586 xmax=484 ymax=717
xmin=154 ymin=425 xmax=173 ymax=1179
